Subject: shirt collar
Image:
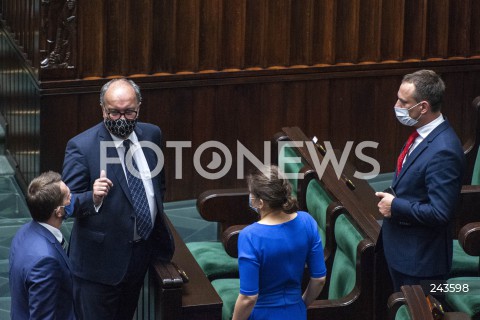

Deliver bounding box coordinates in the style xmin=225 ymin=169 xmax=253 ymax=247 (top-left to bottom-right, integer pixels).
xmin=416 ymin=114 xmax=444 ymax=139
xmin=110 ymin=131 xmax=139 ymax=148
xmin=38 ymin=222 xmax=63 ymax=243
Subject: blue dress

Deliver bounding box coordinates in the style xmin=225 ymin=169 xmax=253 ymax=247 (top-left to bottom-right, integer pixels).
xmin=238 ymin=211 xmax=326 ymax=320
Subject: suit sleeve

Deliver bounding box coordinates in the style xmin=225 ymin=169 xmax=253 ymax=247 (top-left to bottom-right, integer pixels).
xmin=62 ymin=138 xmax=97 ymax=217
xmin=27 ymin=256 xmax=62 ymax=320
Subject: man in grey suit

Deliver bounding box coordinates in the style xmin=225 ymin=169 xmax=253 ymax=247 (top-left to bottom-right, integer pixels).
xmin=62 ymin=78 xmax=175 ymax=319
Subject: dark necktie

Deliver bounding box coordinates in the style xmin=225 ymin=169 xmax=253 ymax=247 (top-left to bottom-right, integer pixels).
xmin=123 ymin=139 xmax=153 ymax=239
xmin=396 ymin=131 xmax=419 ymax=176
xmin=61 ymin=237 xmax=68 ymax=251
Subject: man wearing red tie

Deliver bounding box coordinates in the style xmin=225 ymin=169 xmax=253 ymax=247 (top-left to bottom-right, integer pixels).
xmin=376 ymin=70 xmax=465 ymax=291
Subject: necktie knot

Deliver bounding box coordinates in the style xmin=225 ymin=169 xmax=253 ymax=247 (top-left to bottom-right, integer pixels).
xmin=123 ymin=139 xmax=131 ymax=154
xmin=396 ymin=131 xmax=419 ymax=176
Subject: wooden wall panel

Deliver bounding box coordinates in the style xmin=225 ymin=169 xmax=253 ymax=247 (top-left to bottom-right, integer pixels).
xmin=290 ymin=0 xmax=313 ymax=66
xmin=198 ymin=0 xmax=222 ymax=71
xmin=3 ymin=1 xmax=480 ymax=202
xmin=403 ymin=0 xmax=427 ymax=60
xmin=30 ymin=64 xmax=480 ymax=201
xmin=357 ymin=0 xmax=381 ymax=62
xmin=380 ymin=0 xmax=405 ymax=61
xmin=105 ymin=0 xmax=127 ymax=77
xmin=311 ymin=0 xmax=336 ymax=65
xmin=448 ymin=0 xmax=471 ymax=58
xmin=128 ymin=0 xmax=153 ymax=75
xmin=335 ymin=0 xmax=360 ymax=63
xmin=152 ymin=1 xmax=175 ymax=74
xmin=175 ymin=1 xmax=199 ymax=72
xmin=426 ymin=0 xmax=449 ymax=59
xmin=78 ymin=0 xmax=105 ymax=78
xmin=4 ymin=0 xmax=480 ymax=77
xmin=221 ymin=0 xmax=246 ymax=70
xmin=244 ymin=0 xmax=267 ymax=68
xmin=472 ymin=1 xmax=480 ymax=56
xmin=262 ymin=1 xmax=291 ymax=67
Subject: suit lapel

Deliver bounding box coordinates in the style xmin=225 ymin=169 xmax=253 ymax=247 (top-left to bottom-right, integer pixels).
xmin=31 ymin=221 xmax=73 ymax=271
xmin=99 ymin=125 xmax=134 ymax=205
xmin=393 ymin=120 xmax=450 ymax=186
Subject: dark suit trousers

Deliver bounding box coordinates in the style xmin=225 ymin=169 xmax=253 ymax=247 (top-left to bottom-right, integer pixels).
xmin=74 ymin=239 xmax=152 ymax=320
xmin=388 ymin=265 xmax=447 ymax=292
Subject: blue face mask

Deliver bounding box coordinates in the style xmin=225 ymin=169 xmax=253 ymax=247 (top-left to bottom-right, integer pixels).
xmin=394 ymin=102 xmax=422 ymax=126
xmin=63 ymin=194 xmax=75 ymax=219
xmin=249 ymin=196 xmax=259 ymax=213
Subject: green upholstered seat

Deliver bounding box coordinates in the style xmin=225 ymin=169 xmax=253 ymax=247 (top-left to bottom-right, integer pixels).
xmin=305 ymin=178 xmax=332 ymax=247
xmin=186 ymin=241 xmax=239 ymax=280
xmin=211 ymin=278 xmax=240 ymax=320
xmin=395 ymin=304 xmax=412 ymax=320
xmin=451 ymin=240 xmax=480 ymax=277
xmin=328 ymin=213 xmax=363 ymax=299
xmin=445 ymin=277 xmax=480 ymax=318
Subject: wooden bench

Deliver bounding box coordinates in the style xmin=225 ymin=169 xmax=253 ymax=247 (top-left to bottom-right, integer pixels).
xmin=388 ymin=285 xmax=471 ymax=320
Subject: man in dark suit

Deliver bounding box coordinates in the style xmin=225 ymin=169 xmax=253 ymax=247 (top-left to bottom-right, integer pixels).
xmin=62 ymin=78 xmax=175 ymax=319
xmin=376 ymin=70 xmax=465 ymax=291
xmin=9 ymin=171 xmax=76 ymax=320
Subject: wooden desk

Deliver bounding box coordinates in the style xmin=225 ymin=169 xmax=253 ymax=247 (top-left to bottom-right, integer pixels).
xmin=153 ymin=218 xmax=223 ymax=320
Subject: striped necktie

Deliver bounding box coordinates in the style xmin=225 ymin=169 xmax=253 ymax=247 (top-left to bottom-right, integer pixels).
xmin=123 ymin=139 xmax=153 ymax=239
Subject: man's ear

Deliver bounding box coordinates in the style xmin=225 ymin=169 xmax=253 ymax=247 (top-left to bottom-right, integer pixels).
xmin=258 ymin=199 xmax=265 ymax=210
xmin=420 ymin=101 xmax=430 ymax=114
xmin=54 ymin=207 xmax=63 ymax=219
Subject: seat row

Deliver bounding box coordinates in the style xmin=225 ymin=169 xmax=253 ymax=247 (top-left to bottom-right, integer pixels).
xmin=186 ymin=123 xmax=480 ymax=319
xmin=153 ymin=95 xmax=480 ymax=319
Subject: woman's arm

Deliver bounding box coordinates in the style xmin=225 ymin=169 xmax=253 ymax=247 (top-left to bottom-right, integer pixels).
xmin=232 ymin=293 xmax=258 ymax=320
xmin=302 ymin=276 xmax=326 ymax=307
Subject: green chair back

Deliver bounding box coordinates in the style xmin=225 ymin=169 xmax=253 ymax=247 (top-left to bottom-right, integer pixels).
xmin=328 ymin=214 xmax=364 ymax=300
xmin=305 ymin=178 xmax=332 ymax=247
xmin=278 ymin=145 xmax=305 ymax=198
xmin=445 ymin=277 xmax=480 ymax=317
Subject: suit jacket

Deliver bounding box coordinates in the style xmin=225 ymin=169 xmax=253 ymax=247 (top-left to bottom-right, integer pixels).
xmin=381 ymin=119 xmax=465 ymax=277
xmin=62 ymin=122 xmax=174 ymax=285
xmin=9 ymin=221 xmax=75 ymax=320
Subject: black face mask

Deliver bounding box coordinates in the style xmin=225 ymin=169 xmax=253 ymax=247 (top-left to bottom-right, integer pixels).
xmin=104 ymin=118 xmax=137 ymax=139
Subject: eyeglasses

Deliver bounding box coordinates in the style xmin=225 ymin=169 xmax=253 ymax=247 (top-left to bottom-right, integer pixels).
xmin=106 ymin=110 xmax=138 ymax=120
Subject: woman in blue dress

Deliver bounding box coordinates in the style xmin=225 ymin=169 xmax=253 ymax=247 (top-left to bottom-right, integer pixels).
xmin=232 ymin=165 xmax=327 ymax=320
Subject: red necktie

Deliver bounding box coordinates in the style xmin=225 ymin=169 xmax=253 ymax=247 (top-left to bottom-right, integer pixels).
xmin=396 ymin=131 xmax=419 ymax=176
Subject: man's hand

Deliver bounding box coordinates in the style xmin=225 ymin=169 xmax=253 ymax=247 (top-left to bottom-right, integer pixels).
xmin=375 ymin=191 xmax=395 ymax=218
xmin=93 ymin=170 xmax=113 ymax=206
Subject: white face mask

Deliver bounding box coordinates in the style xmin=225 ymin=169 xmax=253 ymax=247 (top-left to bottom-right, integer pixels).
xmin=394 ymin=102 xmax=422 ymax=126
